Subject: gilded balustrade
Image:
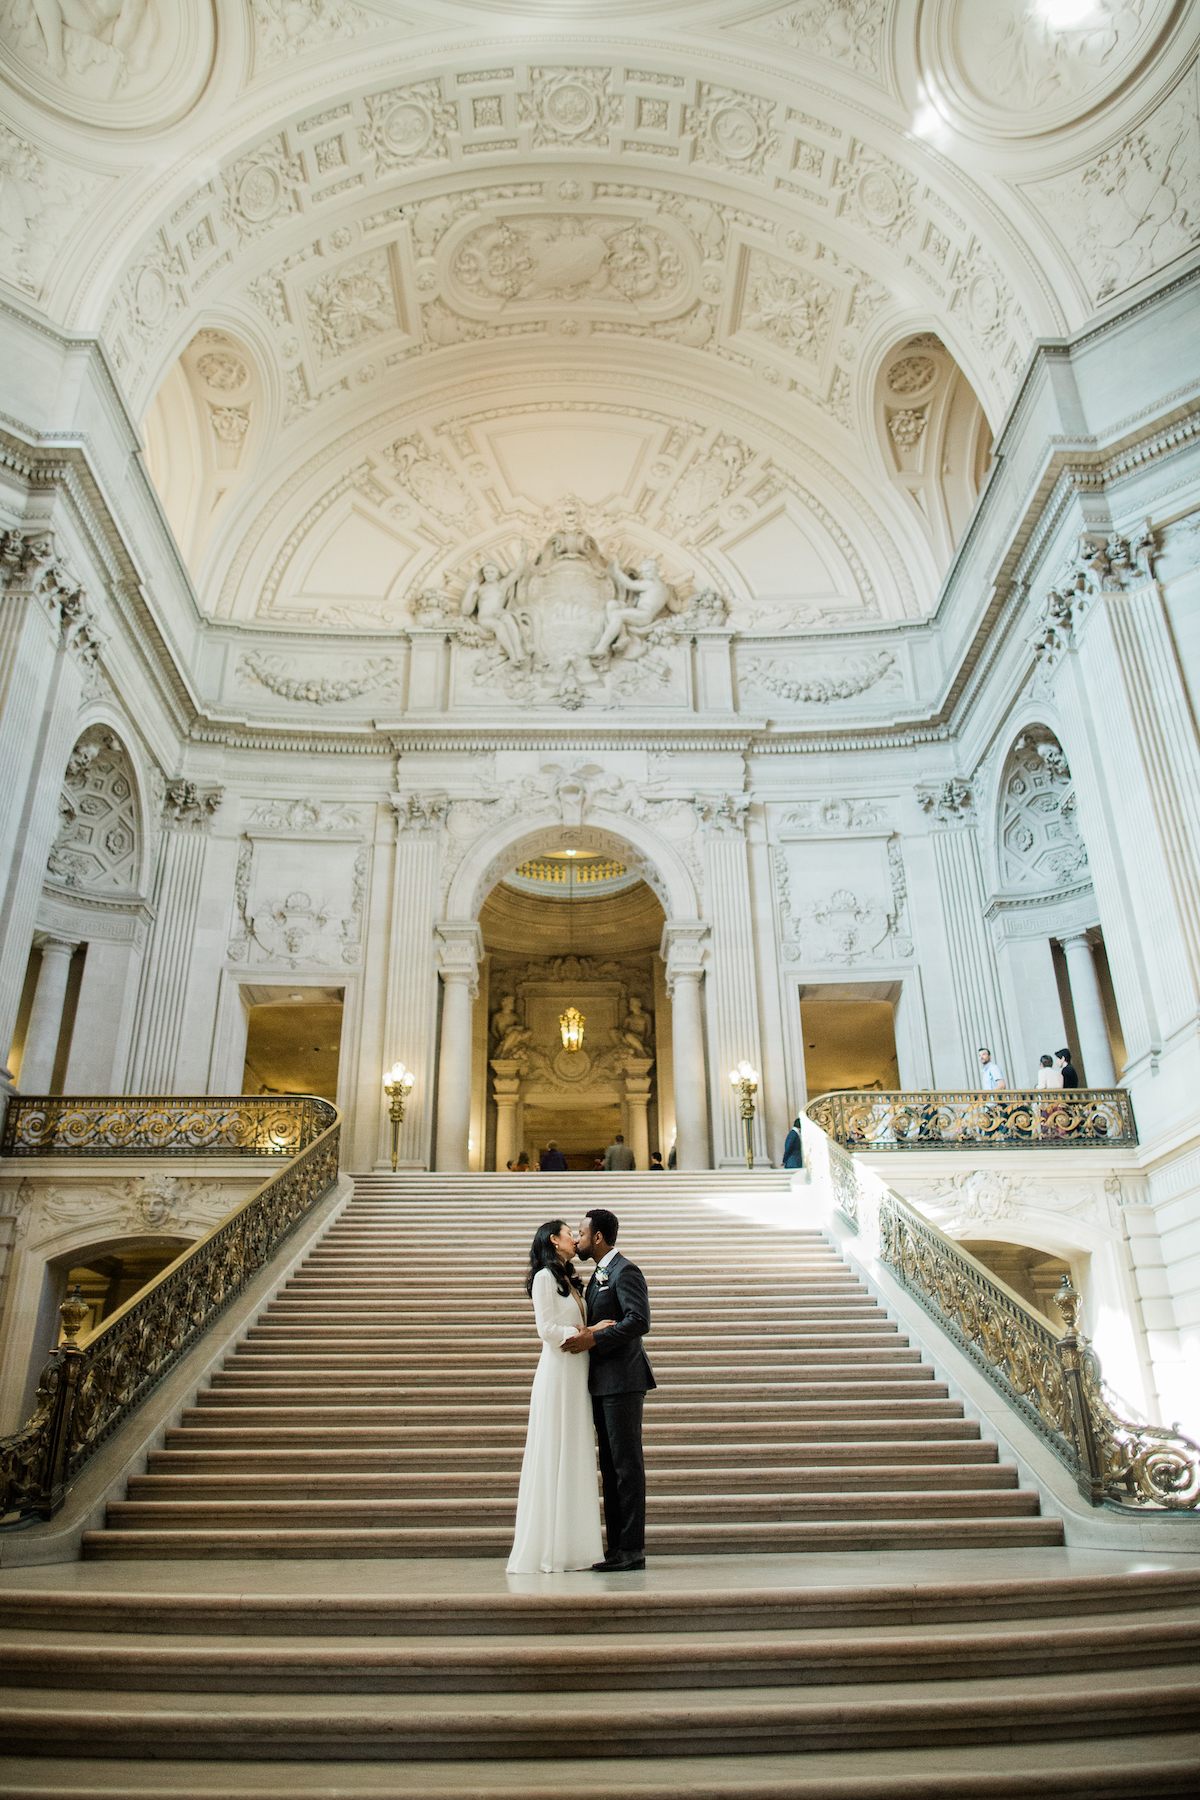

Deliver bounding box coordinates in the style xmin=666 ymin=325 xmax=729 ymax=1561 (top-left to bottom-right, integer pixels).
xmin=801 ymin=1110 xmax=1198 ymax=1512
xmin=0 ymin=1093 xmax=333 ymax=1158
xmin=0 ymin=1095 xmax=340 ymax=1524
xmin=805 ymin=1087 xmax=1136 ymax=1150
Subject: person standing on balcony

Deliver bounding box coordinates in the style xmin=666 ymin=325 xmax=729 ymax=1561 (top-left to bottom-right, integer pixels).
xmin=782 ymin=1116 xmax=804 ymax=1169
xmin=1037 ymin=1054 xmax=1063 ymax=1090
xmin=540 ymin=1141 xmax=568 ymax=1171
xmin=979 ymin=1046 xmax=1008 ymax=1142
xmin=1056 ymin=1049 xmax=1080 ymax=1088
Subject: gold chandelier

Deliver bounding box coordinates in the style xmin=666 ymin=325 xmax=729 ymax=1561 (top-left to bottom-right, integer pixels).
xmin=559 ymin=1006 xmax=585 ymax=1053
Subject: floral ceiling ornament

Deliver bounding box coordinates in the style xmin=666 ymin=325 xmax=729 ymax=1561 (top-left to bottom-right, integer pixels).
xmin=517 ymin=67 xmax=623 ymax=150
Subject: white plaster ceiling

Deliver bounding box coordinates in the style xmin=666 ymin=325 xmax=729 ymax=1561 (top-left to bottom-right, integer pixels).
xmin=1 ymin=0 xmax=1195 ymax=638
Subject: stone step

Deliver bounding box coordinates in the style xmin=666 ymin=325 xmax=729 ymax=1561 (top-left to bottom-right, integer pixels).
xmin=126 ymin=1464 xmax=1021 ymax=1500
xmin=217 ymin=1354 xmax=925 ymax=1378
xmin=4 ymin=1665 xmax=1179 ymax=1759
xmin=147 ymin=1439 xmax=1001 ymax=1473
xmin=81 ymin=1516 xmax=1066 ymax=1559
xmin=4 ymin=1740 xmax=1200 ymax=1798
xmin=205 ymin=1370 xmax=938 ymax=1396
xmin=102 ymin=1490 xmax=1044 ymax=1530
xmin=8 ymin=1568 xmax=1197 ymax=1637
xmin=4 ymin=1614 xmax=1195 ymax=1694
xmin=185 ymin=1394 xmax=957 ymax=1423
xmin=163 ymin=1417 xmax=983 ymax=1448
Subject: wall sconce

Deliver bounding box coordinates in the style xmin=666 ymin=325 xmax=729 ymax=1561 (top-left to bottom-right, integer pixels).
xmin=383 ymin=1060 xmax=415 ymax=1172
xmin=729 ymin=1059 xmax=759 ymax=1170
xmin=559 ymin=1006 xmax=586 ymax=1053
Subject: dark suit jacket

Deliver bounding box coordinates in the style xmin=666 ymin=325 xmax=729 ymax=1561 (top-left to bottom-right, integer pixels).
xmin=585 ymin=1252 xmax=655 ymax=1396
xmin=540 ymin=1149 xmax=568 ymax=1170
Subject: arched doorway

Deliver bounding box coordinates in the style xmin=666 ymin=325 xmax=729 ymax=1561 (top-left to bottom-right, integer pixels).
xmin=435 ymin=810 xmax=712 ymax=1170
xmin=479 ymin=855 xmax=665 ymax=1170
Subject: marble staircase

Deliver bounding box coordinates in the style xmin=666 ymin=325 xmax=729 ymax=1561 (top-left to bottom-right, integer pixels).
xmin=85 ymin=1173 xmax=1058 ymax=1559
xmin=1 ymin=1172 xmax=1198 ymax=1793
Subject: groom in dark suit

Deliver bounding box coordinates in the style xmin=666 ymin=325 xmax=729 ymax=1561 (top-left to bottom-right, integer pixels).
xmin=562 ymin=1207 xmax=655 ymax=1571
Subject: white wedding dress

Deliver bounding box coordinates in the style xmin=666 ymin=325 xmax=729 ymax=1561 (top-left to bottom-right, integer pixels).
xmin=506 ymin=1267 xmax=604 ymax=1574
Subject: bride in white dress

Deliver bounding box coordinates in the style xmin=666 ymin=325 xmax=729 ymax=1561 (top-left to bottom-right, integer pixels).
xmin=507 ymin=1220 xmax=608 ymax=1574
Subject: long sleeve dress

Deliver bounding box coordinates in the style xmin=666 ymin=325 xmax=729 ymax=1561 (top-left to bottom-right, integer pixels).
xmin=506 ymin=1267 xmax=604 ymax=1574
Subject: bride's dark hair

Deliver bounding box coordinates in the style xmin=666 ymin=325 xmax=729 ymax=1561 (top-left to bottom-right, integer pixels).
xmin=525 ymin=1220 xmax=583 ymax=1298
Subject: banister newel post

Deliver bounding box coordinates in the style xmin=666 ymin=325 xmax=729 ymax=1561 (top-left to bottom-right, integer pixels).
xmin=1052 ymin=1275 xmax=1106 ymax=1506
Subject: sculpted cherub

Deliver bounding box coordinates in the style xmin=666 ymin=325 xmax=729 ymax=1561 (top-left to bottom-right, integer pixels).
xmin=591 ymin=557 xmax=674 ymax=662
xmin=460 ymin=542 xmax=530 ymax=666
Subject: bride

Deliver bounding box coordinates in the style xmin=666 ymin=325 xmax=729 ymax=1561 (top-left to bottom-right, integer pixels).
xmin=507 ymin=1220 xmax=609 ymax=1574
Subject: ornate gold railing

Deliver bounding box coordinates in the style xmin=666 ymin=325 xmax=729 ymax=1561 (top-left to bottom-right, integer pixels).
xmin=878 ymin=1190 xmax=1199 ymax=1510
xmin=801 ymin=1114 xmax=1198 ymax=1512
xmin=0 ymin=1096 xmax=340 ymax=1523
xmin=0 ymin=1094 xmax=334 ymax=1158
xmin=806 ymin=1087 xmax=1137 ymax=1150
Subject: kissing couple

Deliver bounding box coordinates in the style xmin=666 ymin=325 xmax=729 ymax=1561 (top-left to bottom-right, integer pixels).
xmin=506 ymin=1207 xmax=655 ymax=1574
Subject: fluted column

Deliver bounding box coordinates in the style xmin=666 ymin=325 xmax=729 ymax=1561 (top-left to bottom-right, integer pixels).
xmin=1061 ymin=933 xmax=1117 ymax=1086
xmin=695 ymin=797 xmax=768 ymax=1164
xmin=662 ymin=921 xmax=710 ymax=1170
xmin=381 ymin=797 xmax=448 ymax=1168
xmin=916 ymin=782 xmax=1011 ymax=1084
xmin=19 ymin=934 xmax=79 ymax=1091
xmin=434 ymin=920 xmax=482 ymax=1171
xmin=126 ymin=783 xmax=223 ymax=1093
xmin=0 ymin=532 xmax=96 ymax=1056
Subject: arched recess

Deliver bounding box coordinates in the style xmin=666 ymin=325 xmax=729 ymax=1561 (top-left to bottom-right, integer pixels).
xmin=983 ymin=723 xmax=1124 ymax=1090
xmin=435 ymin=805 xmax=708 ymax=1171
xmin=873 ymin=332 xmax=992 ymax=570
xmin=22 ymin=725 xmax=156 ymax=1094
xmin=143 ymin=327 xmax=263 ymax=578
xmin=445 ymin=808 xmax=703 ymax=928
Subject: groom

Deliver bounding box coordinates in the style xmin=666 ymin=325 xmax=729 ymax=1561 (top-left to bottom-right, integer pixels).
xmin=562 ymin=1207 xmax=655 ymax=1571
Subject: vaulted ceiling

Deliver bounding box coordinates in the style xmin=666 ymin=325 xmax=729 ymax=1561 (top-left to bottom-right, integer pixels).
xmin=3 ymin=1 xmax=1195 ymax=636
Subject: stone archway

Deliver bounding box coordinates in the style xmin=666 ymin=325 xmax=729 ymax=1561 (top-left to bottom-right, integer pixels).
xmin=434 ymin=807 xmax=711 ymax=1170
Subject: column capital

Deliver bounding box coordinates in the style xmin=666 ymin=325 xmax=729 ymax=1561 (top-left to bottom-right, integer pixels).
xmin=32 ymin=932 xmax=80 ymax=956
xmin=1059 ymin=930 xmax=1093 ymax=950
xmin=660 ymin=919 xmax=708 ymax=993
xmin=916 ymin=779 xmax=975 ymax=826
xmin=435 ymin=919 xmax=483 ymax=995
xmin=163 ymin=780 xmax=224 ymax=832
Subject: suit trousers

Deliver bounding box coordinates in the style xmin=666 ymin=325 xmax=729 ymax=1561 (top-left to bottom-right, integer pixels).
xmin=592 ymin=1391 xmax=645 ymax=1557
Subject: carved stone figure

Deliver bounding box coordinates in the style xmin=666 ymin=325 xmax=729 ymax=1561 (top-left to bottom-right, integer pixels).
xmin=490 ymin=993 xmax=531 ymax=1059
xmin=460 ymin=543 xmax=529 ymax=666
xmin=592 ymin=558 xmax=674 ymax=662
xmin=615 ymin=996 xmax=653 ymax=1056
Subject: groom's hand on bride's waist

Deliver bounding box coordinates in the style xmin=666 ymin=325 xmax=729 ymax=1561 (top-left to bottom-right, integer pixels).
xmin=561 ymin=1322 xmax=615 ymax=1353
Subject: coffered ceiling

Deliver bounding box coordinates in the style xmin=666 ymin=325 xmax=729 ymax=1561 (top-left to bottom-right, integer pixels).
xmin=2 ymin=0 xmax=1195 ymax=637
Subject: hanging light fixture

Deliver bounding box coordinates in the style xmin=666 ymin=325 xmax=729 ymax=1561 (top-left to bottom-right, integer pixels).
xmin=559 ymin=1006 xmax=586 ymax=1053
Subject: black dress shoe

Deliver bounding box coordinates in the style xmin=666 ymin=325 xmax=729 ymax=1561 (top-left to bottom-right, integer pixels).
xmin=590 ymin=1558 xmax=617 ymax=1570
xmin=607 ymin=1555 xmax=646 ymax=1571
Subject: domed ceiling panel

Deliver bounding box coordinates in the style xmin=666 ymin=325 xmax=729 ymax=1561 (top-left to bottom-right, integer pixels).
xmin=920 ymin=0 xmax=1180 ymax=141
xmin=5 ymin=0 xmax=1193 ymax=685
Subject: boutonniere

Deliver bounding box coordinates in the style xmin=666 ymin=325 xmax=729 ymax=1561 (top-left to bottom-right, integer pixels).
xmin=594 ymin=1268 xmax=611 ymax=1289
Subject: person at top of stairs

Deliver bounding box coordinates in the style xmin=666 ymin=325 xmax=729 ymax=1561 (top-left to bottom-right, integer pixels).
xmin=563 ymin=1207 xmax=656 ymax=1572
xmin=507 ymin=1220 xmax=606 ymax=1575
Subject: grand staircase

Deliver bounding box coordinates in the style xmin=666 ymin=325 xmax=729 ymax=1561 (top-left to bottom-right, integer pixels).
xmin=2 ymin=1172 xmax=1199 ymax=1793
